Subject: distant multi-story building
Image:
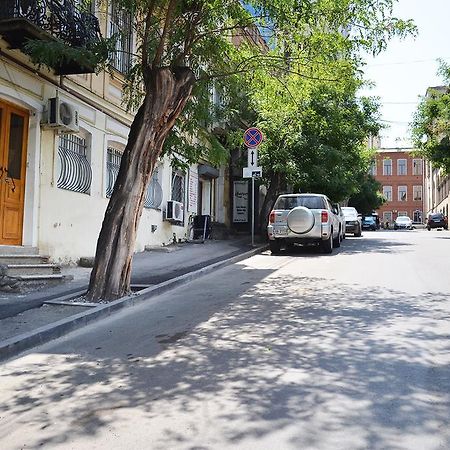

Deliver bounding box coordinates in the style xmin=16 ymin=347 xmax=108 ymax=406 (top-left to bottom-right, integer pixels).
xmin=369 ymin=148 xmax=424 ymax=225
xmin=422 ymin=86 xmax=450 ymax=220
xmin=424 ymin=162 xmax=450 ymax=220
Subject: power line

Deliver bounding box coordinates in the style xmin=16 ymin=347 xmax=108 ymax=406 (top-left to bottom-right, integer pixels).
xmin=379 ymin=119 xmax=411 ymax=124
xmin=381 ymin=101 xmax=419 ymax=105
xmin=366 ymin=57 xmax=450 ymax=67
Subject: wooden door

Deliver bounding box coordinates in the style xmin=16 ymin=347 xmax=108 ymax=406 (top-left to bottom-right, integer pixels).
xmin=0 ymin=101 xmax=28 ymax=245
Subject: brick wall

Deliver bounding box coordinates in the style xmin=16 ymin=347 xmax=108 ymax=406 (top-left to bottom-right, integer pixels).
xmin=372 ymin=150 xmax=424 ymax=224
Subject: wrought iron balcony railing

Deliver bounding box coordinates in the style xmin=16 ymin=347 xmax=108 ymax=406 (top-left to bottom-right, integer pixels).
xmin=0 ymin=0 xmax=101 ymax=74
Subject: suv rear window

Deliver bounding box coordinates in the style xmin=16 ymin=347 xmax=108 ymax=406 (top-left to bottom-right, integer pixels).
xmin=430 ymin=213 xmax=444 ymax=219
xmin=274 ymin=196 xmax=326 ymax=210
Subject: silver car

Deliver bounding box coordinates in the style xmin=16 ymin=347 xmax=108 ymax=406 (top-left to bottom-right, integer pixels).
xmin=341 ymin=206 xmax=362 ymax=237
xmin=267 ymin=193 xmax=342 ymax=254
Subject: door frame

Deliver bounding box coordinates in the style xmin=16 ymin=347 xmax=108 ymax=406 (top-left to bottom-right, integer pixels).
xmin=0 ymin=98 xmax=29 ymax=246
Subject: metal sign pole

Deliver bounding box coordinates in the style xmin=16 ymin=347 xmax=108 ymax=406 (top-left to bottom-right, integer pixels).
xmin=243 ymin=128 xmax=263 ymax=248
xmin=251 ymin=175 xmax=255 ymax=247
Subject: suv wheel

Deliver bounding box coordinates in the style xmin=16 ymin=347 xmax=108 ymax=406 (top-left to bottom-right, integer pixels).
xmin=321 ymin=235 xmax=333 ymax=254
xmin=269 ymin=240 xmax=282 ymax=254
xmin=354 ymin=226 xmax=362 ymax=237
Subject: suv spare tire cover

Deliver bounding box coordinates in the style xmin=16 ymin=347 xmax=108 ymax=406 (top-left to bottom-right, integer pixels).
xmin=287 ymin=206 xmax=315 ymax=234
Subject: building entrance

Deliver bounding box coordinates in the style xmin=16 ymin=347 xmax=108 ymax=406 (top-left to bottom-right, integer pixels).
xmin=0 ymin=100 xmax=28 ymax=245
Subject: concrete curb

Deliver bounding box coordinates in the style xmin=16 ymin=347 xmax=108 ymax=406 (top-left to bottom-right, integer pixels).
xmin=0 ymin=244 xmax=268 ymax=362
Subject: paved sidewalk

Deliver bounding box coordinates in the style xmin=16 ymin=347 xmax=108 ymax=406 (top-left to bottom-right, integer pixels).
xmin=0 ymin=237 xmax=255 ymax=320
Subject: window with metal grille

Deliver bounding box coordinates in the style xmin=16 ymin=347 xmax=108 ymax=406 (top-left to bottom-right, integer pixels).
xmin=109 ymin=3 xmax=133 ymax=74
xmin=106 ymin=147 xmax=122 ymax=198
xmin=144 ymin=167 xmax=163 ymax=209
xmin=57 ymin=134 xmax=92 ymax=194
xmin=171 ymin=171 xmax=185 ymax=204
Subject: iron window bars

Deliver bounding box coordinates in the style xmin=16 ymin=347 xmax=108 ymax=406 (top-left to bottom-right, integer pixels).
xmin=106 ymin=147 xmax=162 ymax=209
xmin=57 ymin=133 xmax=92 ymax=194
xmin=109 ymin=2 xmax=133 ymax=74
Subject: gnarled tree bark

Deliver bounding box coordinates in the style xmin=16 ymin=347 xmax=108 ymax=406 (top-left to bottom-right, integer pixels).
xmin=86 ymin=67 xmax=195 ymax=302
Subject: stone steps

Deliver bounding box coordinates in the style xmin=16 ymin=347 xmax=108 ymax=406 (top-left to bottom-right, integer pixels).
xmin=0 ymin=246 xmax=66 ymax=291
xmin=0 ymin=254 xmax=50 ymax=264
xmin=5 ymin=263 xmax=61 ymax=277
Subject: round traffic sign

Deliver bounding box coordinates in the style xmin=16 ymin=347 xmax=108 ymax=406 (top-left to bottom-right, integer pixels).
xmin=243 ymin=127 xmax=263 ymax=148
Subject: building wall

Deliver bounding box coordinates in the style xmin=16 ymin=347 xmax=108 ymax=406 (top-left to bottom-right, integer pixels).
xmin=424 ymin=162 xmax=450 ymax=219
xmin=372 ymin=149 xmax=424 ymax=224
xmin=0 ymin=40 xmax=223 ymax=263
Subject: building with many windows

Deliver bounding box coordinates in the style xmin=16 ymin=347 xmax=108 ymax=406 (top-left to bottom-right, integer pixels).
xmin=422 ymin=86 xmax=450 ymax=221
xmin=424 ymin=161 xmax=450 ymax=220
xmin=369 ymin=148 xmax=424 ymax=225
xmin=0 ymin=0 xmax=234 ymax=263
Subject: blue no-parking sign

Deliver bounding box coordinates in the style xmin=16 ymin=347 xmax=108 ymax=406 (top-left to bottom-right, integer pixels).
xmin=243 ymin=127 xmax=263 ymax=148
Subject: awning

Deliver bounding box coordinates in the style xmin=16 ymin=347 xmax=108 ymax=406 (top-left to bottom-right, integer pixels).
xmin=198 ymin=164 xmax=219 ymax=179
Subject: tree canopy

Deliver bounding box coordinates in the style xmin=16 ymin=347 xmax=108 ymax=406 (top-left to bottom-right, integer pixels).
xmin=412 ymin=62 xmax=450 ymax=173
xmin=25 ymin=0 xmax=416 ymax=300
xmin=348 ymin=174 xmax=385 ymax=215
xmin=252 ymin=69 xmax=381 ymax=201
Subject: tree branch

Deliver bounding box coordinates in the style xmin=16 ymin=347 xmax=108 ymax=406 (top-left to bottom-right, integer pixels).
xmin=152 ymin=0 xmax=178 ymax=68
xmin=142 ymin=0 xmax=157 ymax=79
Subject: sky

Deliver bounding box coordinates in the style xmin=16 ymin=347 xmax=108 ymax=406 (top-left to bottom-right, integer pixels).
xmin=359 ymin=0 xmax=450 ymax=148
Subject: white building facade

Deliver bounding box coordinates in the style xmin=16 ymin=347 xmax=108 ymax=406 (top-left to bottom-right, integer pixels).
xmin=424 ymin=163 xmax=450 ymax=219
xmin=0 ymin=1 xmax=226 ymax=263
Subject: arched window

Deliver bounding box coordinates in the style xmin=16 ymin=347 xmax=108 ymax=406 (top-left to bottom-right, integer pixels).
xmin=144 ymin=165 xmax=163 ymax=209
xmin=57 ymin=132 xmax=92 ymax=194
xmin=105 ymin=145 xmax=123 ymax=198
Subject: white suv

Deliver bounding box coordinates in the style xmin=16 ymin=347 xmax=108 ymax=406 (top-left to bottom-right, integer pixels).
xmin=267 ymin=193 xmax=342 ymax=254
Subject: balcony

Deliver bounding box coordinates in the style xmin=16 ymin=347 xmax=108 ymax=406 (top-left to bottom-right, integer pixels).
xmin=0 ymin=0 xmax=101 ymax=74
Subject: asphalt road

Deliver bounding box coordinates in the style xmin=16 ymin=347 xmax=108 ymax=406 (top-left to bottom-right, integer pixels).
xmin=1 ymin=230 xmax=450 ymax=449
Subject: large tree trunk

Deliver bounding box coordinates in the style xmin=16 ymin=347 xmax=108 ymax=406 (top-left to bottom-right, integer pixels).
xmin=86 ymin=67 xmax=195 ymax=302
xmin=259 ymin=172 xmax=285 ymax=237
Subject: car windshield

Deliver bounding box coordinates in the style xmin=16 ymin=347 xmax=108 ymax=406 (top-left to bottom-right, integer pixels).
xmin=274 ymin=196 xmax=326 ymax=210
xmin=342 ymin=207 xmax=358 ymax=217
xmin=397 ymin=217 xmax=410 ymax=222
xmin=430 ymin=213 xmax=444 ymax=219
xmin=363 ymin=217 xmax=375 ymax=223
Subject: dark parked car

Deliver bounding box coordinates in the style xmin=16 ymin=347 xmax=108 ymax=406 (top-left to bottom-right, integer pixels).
xmin=362 ymin=216 xmax=377 ymax=231
xmin=427 ymin=212 xmax=448 ymax=230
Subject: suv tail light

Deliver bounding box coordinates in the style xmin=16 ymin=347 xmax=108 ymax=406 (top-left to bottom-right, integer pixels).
xmin=321 ymin=210 xmax=328 ymax=223
xmin=269 ymin=211 xmax=276 ymax=224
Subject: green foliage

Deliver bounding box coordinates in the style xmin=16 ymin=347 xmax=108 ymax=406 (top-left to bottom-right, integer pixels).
xmin=411 ymin=62 xmax=450 ymax=173
xmin=348 ymin=174 xmax=385 ymax=215
xmin=23 ymin=38 xmax=110 ymax=74
xmin=25 ymin=0 xmax=416 ymax=179
xmin=248 ymin=62 xmax=382 ymax=202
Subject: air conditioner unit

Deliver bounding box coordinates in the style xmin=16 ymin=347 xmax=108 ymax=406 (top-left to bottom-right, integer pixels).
xmin=45 ymin=97 xmax=79 ymax=133
xmin=166 ymin=200 xmax=184 ymax=222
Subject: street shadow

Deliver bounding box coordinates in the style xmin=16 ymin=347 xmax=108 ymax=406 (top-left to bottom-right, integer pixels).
xmin=1 ymin=268 xmax=450 ymax=449
xmin=336 ymin=236 xmax=414 ymax=255
xmin=275 ymin=236 xmax=413 ymax=257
